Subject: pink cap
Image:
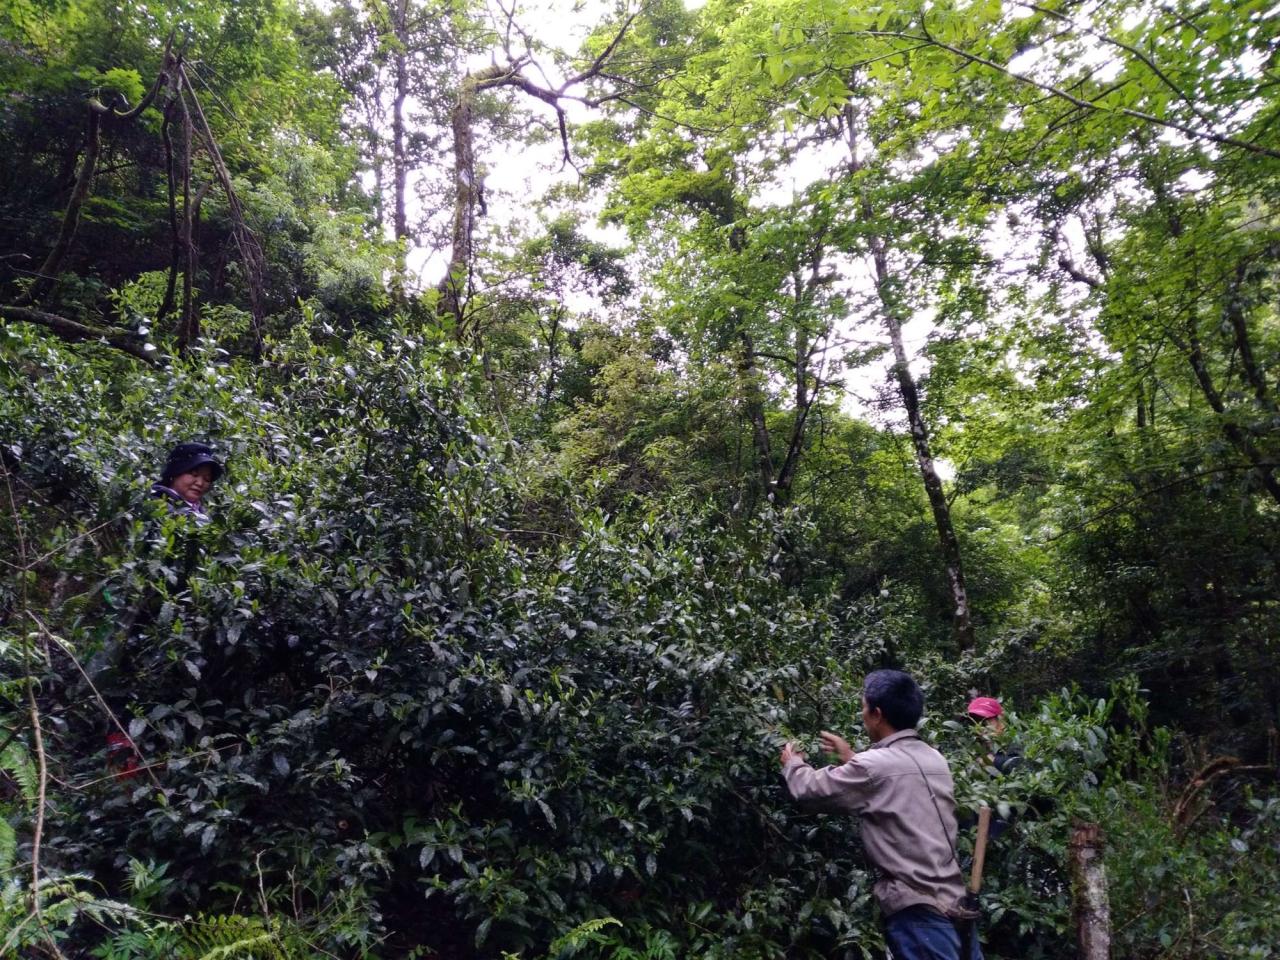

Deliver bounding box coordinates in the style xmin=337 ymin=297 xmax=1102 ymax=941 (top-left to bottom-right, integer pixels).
xmin=966 ymin=696 xmax=1003 ymax=719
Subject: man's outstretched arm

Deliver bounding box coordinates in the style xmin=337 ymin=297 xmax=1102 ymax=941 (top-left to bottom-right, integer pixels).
xmin=779 ymin=734 xmax=872 ymax=813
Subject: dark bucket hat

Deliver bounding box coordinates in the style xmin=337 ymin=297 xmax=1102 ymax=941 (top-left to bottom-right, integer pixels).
xmin=160 ymin=441 xmax=224 ymax=485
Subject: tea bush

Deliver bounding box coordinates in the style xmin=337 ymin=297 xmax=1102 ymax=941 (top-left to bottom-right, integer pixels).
xmin=3 ymin=325 xmax=1278 ymax=958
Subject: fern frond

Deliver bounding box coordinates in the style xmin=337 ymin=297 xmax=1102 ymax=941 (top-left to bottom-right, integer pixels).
xmin=0 ymin=819 xmax=15 ymax=874
xmin=183 ymin=913 xmax=284 ymax=960
xmin=549 ymin=916 xmax=622 ymax=955
xmin=1 ymin=739 xmax=38 ymax=804
xmin=195 ymin=931 xmax=276 ymax=960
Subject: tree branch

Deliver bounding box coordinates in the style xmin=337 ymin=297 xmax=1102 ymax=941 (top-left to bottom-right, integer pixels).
xmin=0 ymin=304 xmax=159 ymax=364
xmin=1013 ymin=1 xmax=1214 ymax=128
xmin=857 ymin=29 xmax=1280 ymax=160
xmin=1058 ymin=254 xmax=1102 ymax=288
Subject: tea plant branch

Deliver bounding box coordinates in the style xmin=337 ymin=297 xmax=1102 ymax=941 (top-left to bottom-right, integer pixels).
xmin=1173 ymin=756 xmax=1272 ymax=835
xmin=727 ymin=786 xmax=788 ymax=842
xmin=24 ymin=670 xmax=50 ymax=920
xmin=69 ymin=743 xmax=239 ymax=791
xmin=0 ymin=515 xmax=129 ymax=573
xmin=28 ymin=612 xmax=164 ymax=790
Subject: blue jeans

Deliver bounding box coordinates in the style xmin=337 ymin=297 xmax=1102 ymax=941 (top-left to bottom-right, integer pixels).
xmin=885 ymin=905 xmax=983 ymax=960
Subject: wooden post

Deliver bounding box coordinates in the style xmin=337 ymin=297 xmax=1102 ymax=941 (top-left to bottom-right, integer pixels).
xmin=970 ymin=806 xmax=992 ymax=893
xmin=1070 ymin=821 xmax=1111 ymax=960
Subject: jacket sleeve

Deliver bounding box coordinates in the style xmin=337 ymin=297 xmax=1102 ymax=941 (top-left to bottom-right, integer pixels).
xmin=782 ymin=755 xmax=876 ymax=814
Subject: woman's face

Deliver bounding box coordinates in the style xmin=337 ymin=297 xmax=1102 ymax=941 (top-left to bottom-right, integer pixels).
xmin=170 ymin=464 xmax=216 ymax=505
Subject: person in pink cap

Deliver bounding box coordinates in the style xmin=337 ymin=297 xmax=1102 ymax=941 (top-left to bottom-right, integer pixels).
xmin=966 ymin=696 xmax=1005 ymax=734
xmin=961 ymin=695 xmax=1025 ymax=845
xmin=966 ymin=696 xmax=1019 ymax=774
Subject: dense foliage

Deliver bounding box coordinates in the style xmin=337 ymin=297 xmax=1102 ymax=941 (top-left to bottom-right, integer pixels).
xmin=3 ymin=0 xmax=1279 ymax=957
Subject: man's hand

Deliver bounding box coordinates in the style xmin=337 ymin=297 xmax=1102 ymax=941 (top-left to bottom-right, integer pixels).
xmin=780 ymin=741 xmax=806 ymax=767
xmin=819 ymin=730 xmax=854 ymax=763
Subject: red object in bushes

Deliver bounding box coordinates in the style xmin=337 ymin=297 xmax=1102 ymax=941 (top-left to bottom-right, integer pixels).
xmin=105 ymin=732 xmax=141 ymax=781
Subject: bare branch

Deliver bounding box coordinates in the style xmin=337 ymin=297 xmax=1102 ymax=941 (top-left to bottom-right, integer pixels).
xmin=0 ymin=304 xmax=159 ymax=364
xmin=564 ymin=7 xmax=643 ymax=90
xmin=1058 ymin=255 xmax=1103 ymax=288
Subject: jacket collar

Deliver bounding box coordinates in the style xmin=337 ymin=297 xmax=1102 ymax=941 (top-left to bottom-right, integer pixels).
xmin=870 ymin=728 xmax=919 ymax=750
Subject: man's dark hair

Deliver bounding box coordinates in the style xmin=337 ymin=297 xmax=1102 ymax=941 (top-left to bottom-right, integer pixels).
xmin=863 ymin=669 xmax=924 ymax=731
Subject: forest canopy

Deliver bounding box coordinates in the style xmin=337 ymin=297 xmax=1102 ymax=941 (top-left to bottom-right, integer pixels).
xmin=1 ymin=0 xmax=1278 ymax=957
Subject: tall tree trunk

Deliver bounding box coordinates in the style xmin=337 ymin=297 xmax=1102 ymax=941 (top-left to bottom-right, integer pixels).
xmin=27 ymin=111 xmax=101 ymax=305
xmin=539 ymin=305 xmax=563 ymax=416
xmin=872 ymin=239 xmax=974 ymax=648
xmin=774 ymin=262 xmax=827 ymax=500
xmin=178 ymin=92 xmax=197 ymax=351
xmin=737 ymin=330 xmax=776 ymax=496
xmin=391 ymin=0 xmax=410 ymax=298
xmin=440 ymin=65 xmax=506 ymax=333
xmin=1183 ymin=319 xmax=1280 ymax=505
xmin=158 ymin=104 xmax=181 ymax=323
xmin=1222 ymin=260 xmax=1275 ymax=411
xmin=182 ymin=67 xmax=268 ymax=359
xmin=844 ymin=103 xmax=974 ymax=648
xmin=1070 ymin=822 xmax=1112 ymax=960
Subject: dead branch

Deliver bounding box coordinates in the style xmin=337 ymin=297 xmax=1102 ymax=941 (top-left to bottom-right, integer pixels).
xmin=1173 ymin=756 xmax=1273 ymax=834
xmin=0 ymin=304 xmax=158 ymax=364
xmin=438 ymin=7 xmax=644 ymax=332
xmin=179 ymin=64 xmax=268 ymax=358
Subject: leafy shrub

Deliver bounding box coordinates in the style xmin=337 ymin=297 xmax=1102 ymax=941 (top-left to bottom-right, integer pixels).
xmin=3 ymin=325 xmax=1277 ymax=958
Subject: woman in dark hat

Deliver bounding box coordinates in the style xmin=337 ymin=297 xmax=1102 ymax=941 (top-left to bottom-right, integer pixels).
xmin=151 ymin=441 xmax=223 ymax=524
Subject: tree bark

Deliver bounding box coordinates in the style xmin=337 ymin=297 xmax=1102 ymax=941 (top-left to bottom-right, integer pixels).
xmin=844 ymin=103 xmax=974 ymax=648
xmin=1183 ymin=321 xmax=1280 ymax=506
xmin=539 ymin=305 xmax=564 ymax=415
xmin=178 ymin=91 xmax=198 ymax=351
xmin=872 ymin=240 xmax=974 ymax=648
xmin=737 ymin=330 xmax=776 ymax=495
xmin=773 ymin=258 xmax=829 ymax=499
xmin=440 ymin=65 xmax=508 ymax=332
xmin=1222 ymin=261 xmax=1275 ymax=411
xmin=158 ymin=105 xmax=180 ymax=323
xmin=390 ymin=0 xmax=410 ymax=297
xmin=1070 ymin=822 xmax=1112 ymax=960
xmin=27 ymin=42 xmax=172 ymax=305
xmin=27 ymin=110 xmax=101 ymax=304
xmin=437 ymin=12 xmax=640 ymax=334
xmin=0 ymin=304 xmax=157 ymax=364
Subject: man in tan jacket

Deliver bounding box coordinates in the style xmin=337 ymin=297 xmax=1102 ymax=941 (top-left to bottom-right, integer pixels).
xmin=780 ymin=669 xmax=981 ymax=960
